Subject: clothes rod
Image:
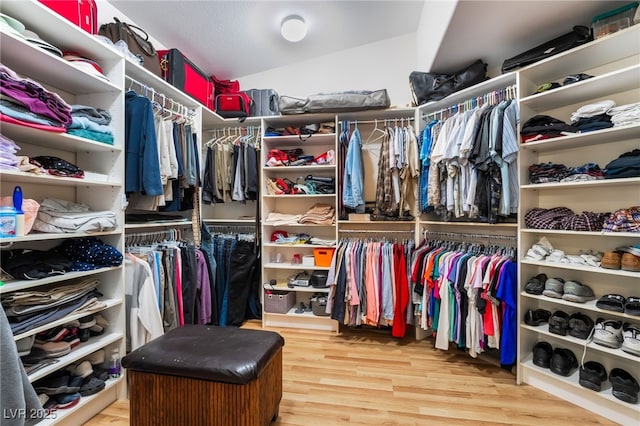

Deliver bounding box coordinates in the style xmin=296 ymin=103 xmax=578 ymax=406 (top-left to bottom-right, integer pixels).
xmin=125 ymin=75 xmax=196 ymax=120
xmin=421 ymin=84 xmax=517 ymax=120
xmin=339 ymin=229 xmax=415 ymax=234
xmin=339 ymin=117 xmax=414 ymax=126
xmin=423 ymin=230 xmax=516 ymax=240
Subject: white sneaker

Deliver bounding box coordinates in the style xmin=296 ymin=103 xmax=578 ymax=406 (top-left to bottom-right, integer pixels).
xmin=622 ymin=323 xmax=640 ymax=356
xmin=593 ymin=318 xmax=623 ymax=348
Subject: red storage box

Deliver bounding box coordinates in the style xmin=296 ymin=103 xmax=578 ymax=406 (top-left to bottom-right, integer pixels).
xmin=39 ymin=0 xmax=98 ymax=34
xmin=158 ymin=49 xmax=214 ymax=110
xmin=313 ymin=248 xmax=336 ymax=267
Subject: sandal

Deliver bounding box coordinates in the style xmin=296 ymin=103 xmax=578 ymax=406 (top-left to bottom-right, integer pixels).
xmin=79 ymin=376 xmax=106 ymax=397
xmin=295 ymin=302 xmax=306 ymax=314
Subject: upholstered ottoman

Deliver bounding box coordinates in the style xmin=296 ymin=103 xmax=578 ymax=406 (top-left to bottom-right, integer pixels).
xmin=121 ymin=325 xmax=284 ymax=426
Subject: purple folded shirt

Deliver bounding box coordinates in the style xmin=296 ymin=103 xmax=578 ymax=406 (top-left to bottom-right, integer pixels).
xmin=0 ymin=65 xmax=71 ymax=127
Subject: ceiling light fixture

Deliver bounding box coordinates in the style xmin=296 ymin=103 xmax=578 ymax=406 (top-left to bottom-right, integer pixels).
xmin=281 ymin=15 xmax=307 ymax=42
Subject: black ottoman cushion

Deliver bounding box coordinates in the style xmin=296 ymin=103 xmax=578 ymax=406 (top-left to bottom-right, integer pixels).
xmin=121 ymin=325 xmax=284 ymax=385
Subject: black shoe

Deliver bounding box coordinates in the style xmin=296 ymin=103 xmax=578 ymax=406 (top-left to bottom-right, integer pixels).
xmin=610 ymin=368 xmax=640 ymax=404
xmin=579 ymin=361 xmax=607 ymax=392
xmin=568 ymin=312 xmax=594 ymax=340
xmin=524 ymin=273 xmax=547 ymax=295
xmin=532 ymin=341 xmax=553 ymax=368
xmin=524 ymin=309 xmax=551 ymax=326
xmin=548 ymin=310 xmax=570 ymax=336
xmin=550 ymin=347 xmax=577 ymax=377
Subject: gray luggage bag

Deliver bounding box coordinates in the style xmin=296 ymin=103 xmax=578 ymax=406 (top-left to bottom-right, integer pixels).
xmin=244 ymin=89 xmax=280 ymax=117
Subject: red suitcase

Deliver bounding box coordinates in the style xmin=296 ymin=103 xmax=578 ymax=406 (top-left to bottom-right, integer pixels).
xmin=39 ymin=0 xmax=98 ymax=34
xmin=159 ymin=49 xmax=215 ymax=110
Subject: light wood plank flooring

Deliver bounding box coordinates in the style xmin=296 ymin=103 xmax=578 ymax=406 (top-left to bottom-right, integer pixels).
xmin=84 ymin=321 xmax=616 ymax=426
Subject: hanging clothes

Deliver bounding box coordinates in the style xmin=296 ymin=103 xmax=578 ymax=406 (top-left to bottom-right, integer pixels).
xmin=326 ymin=237 xmax=415 ymax=337
xmin=411 ymin=237 xmax=517 ymax=366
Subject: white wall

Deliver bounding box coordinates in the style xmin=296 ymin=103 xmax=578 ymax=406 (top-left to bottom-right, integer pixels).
xmin=415 ymin=0 xmax=458 ymax=72
xmin=237 ymin=33 xmax=417 ymax=108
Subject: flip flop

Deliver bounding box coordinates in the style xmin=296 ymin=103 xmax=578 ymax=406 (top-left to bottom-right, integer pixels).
xmin=596 ymin=294 xmax=626 ymax=313
xmin=80 ymin=376 xmax=106 ymax=396
xmin=625 ymin=297 xmax=640 ymax=316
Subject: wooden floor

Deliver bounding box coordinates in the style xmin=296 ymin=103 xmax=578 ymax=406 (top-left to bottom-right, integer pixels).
xmin=84 ymin=321 xmax=616 ymax=426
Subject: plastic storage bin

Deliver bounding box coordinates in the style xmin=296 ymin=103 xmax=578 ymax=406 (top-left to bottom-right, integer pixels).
xmin=313 ymin=248 xmax=336 ymax=267
xmin=264 ymin=290 xmax=296 ymax=313
xmin=592 ymin=2 xmax=639 ymax=39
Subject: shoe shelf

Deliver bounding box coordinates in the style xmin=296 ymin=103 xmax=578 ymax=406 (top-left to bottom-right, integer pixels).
xmin=12 ymin=298 xmax=122 ymax=342
xmin=519 ymin=357 xmax=640 ymax=425
xmin=520 ymin=259 xmax=640 ymax=278
xmin=0 ymin=267 xmax=122 ymax=294
xmin=521 ymin=293 xmax=640 ymax=322
xmin=520 ymin=324 xmax=638 ymax=363
xmin=36 ymin=376 xmax=123 ymax=426
xmin=263 ymin=282 xmax=330 ymax=294
xmin=27 ymin=331 xmax=123 ymax=383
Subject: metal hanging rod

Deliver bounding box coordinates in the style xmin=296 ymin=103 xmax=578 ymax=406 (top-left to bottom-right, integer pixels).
xmin=422 ymin=84 xmax=517 ymax=120
xmin=339 ymin=117 xmax=414 ymax=126
xmin=125 ymin=75 xmax=196 ymax=121
xmin=207 ymin=225 xmax=256 ymax=234
xmin=339 ymin=229 xmax=415 ymax=234
xmin=125 ymin=228 xmax=182 ymax=246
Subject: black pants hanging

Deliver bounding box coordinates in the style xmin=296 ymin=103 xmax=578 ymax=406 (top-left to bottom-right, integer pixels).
xmin=226 ymin=240 xmax=257 ymax=326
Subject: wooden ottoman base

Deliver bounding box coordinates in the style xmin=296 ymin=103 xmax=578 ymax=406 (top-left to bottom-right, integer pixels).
xmin=128 ymin=347 xmax=282 ymax=426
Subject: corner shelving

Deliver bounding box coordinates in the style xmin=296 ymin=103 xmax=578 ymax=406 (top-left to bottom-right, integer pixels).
xmin=0 ymin=1 xmax=126 ymax=423
xmin=516 ymin=24 xmax=640 ymax=425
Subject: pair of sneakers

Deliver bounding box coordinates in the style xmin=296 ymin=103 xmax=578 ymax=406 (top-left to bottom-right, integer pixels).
xmin=593 ymin=319 xmax=640 ymax=356
xmin=542 ymin=278 xmax=595 ymax=303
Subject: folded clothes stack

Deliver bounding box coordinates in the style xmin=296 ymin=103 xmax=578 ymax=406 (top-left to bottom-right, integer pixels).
xmin=528 ymin=162 xmax=604 ymax=184
xmin=520 ymin=115 xmax=578 ymax=142
xmin=299 ymin=203 xmax=335 ymax=225
xmin=0 ymin=133 xmax=20 ymax=172
xmin=604 ymin=149 xmax=640 ymax=179
xmin=33 ymin=198 xmax=117 ymax=234
xmin=524 ymin=207 xmax=610 ymax=232
xmin=67 ymin=104 xmax=114 ymax=145
xmin=570 ymin=100 xmax=615 ymax=133
xmin=607 ymin=101 xmax=640 ymax=128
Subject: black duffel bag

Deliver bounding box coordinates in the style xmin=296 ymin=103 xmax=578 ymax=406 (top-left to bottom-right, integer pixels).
xmin=501 ymin=26 xmax=593 ymax=73
xmin=409 ymin=59 xmax=488 ymax=105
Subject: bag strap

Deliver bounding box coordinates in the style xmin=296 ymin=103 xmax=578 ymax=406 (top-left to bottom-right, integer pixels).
xmin=113 ymin=17 xmax=157 ymax=56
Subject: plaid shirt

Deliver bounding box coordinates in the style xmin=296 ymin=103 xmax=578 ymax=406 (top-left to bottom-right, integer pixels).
xmin=603 ymin=206 xmax=640 ymax=232
xmin=375 ymin=128 xmax=396 ymax=215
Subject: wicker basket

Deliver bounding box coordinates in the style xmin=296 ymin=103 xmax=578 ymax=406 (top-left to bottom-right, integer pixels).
xmin=264 ymin=291 xmax=296 ymax=313
xmin=310 ymin=294 xmax=329 ymax=316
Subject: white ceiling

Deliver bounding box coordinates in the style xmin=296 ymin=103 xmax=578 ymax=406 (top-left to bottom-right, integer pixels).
xmin=108 ymin=0 xmax=630 ymax=79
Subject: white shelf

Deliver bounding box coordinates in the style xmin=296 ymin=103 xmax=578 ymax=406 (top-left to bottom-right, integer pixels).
xmin=519 ymin=64 xmax=640 ymax=111
xmin=262 ymin=310 xmax=338 ymax=332
xmin=520 ymin=229 xmax=640 ymax=238
xmin=520 ymin=324 xmax=639 ymax=363
xmin=262 ymin=133 xmax=336 ymax=146
xmin=262 ymin=243 xmax=335 ymax=248
xmin=0 ymin=120 xmax=121 ymax=153
xmin=13 ymin=297 xmax=122 ymax=341
xmin=263 ymin=194 xmax=336 ymax=198
xmin=124 ymin=221 xmax=192 ymax=229
xmin=521 ymin=292 xmax=640 ymax=322
xmin=28 ymin=332 xmax=123 ymax=383
xmin=520 ymin=259 xmax=640 ymax=278
xmin=263 ymin=165 xmax=336 ymax=172
xmin=0 ymin=170 xmax=121 ymax=187
xmin=520 ymin=358 xmax=640 ymax=425
xmin=420 ymin=220 xmax=517 ymax=228
xmin=0 ymin=30 xmax=122 ymax=94
xmin=521 ymin=177 xmax=640 ymax=190
xmin=0 ymin=267 xmax=121 ymax=294
xmin=0 ymin=230 xmax=121 ymax=245
xmin=263 ymin=262 xmax=330 ymax=271
xmin=519 ymin=124 xmax=640 ymax=153
xmin=517 ymin=25 xmax=640 ymax=86
xmin=263 ymin=223 xmax=336 ymax=227
xmin=36 ymin=377 xmax=123 ymax=426
xmin=263 ymin=283 xmax=330 ymax=293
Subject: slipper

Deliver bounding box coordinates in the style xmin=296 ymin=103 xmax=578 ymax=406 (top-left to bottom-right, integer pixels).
xmin=34 ymin=374 xmax=80 ymax=396
xmin=596 ymin=294 xmax=626 ymax=313
xmin=562 ymin=280 xmax=595 ymax=303
xmin=84 ymin=349 xmax=105 ymax=366
xmin=80 ymin=376 xmax=106 ymax=396
xmin=91 ymin=367 xmax=110 ymax=381
xmin=524 ymin=309 xmax=551 ymax=326
xmin=70 ymin=360 xmax=93 ymax=379
xmin=524 ymin=273 xmax=547 ymax=295
xmin=20 ymin=347 xmax=48 ymax=365
xmin=542 ymin=277 xmax=565 ymax=299
xmin=625 ymin=297 xmax=640 ymax=316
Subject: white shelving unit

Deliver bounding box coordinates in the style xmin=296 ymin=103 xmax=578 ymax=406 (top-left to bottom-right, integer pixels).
xmin=0 ymin=1 xmax=127 ymax=424
xmin=260 ymin=115 xmax=339 ymax=332
xmin=516 ymin=25 xmax=640 ymax=425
